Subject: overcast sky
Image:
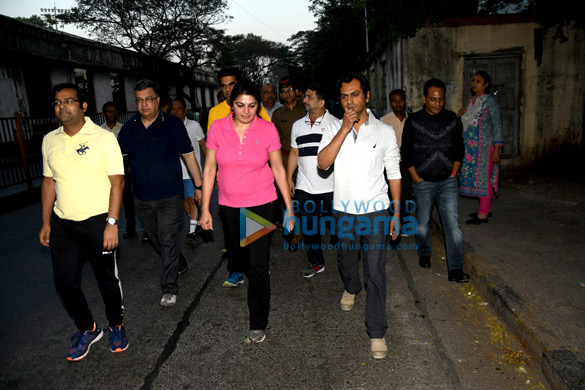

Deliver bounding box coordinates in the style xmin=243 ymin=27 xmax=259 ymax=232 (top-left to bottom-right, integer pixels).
xmin=0 ymin=0 xmax=317 ymax=44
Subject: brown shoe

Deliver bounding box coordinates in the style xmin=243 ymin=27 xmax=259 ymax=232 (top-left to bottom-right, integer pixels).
xmin=370 ymin=338 xmax=388 ymax=359
xmin=340 ymin=290 xmax=355 ymax=311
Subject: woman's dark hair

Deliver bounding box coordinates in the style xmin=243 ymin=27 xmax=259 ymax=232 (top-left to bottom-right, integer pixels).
xmin=229 ymin=80 xmax=262 ymax=117
xmin=474 ymin=71 xmax=494 ymax=94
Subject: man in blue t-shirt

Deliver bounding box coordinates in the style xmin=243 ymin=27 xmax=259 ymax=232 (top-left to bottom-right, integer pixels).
xmin=118 ymin=80 xmax=203 ymax=308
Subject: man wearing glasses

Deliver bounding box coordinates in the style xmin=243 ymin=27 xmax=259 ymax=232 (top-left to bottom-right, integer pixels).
xmin=287 ymin=83 xmax=337 ymax=277
xmin=117 ymin=79 xmax=203 ymax=308
xmin=40 ymin=83 xmax=127 ymax=361
xmin=260 ymin=82 xmax=282 ymax=119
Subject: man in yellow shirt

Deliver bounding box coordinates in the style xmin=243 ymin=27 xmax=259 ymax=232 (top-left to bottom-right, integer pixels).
xmin=39 ymin=83 xmax=127 ymax=362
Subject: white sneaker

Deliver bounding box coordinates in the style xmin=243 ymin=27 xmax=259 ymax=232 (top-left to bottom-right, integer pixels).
xmin=370 ymin=337 xmax=388 ymax=359
xmin=340 ymin=290 xmax=355 ymax=311
xmin=160 ymin=293 xmax=176 ymax=308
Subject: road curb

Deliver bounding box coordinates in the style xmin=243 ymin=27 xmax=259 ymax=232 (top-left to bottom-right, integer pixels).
xmin=431 ymin=215 xmax=585 ymax=390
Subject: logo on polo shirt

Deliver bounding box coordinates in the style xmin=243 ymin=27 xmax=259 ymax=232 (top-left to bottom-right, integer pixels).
xmin=76 ymin=143 xmax=89 ymax=155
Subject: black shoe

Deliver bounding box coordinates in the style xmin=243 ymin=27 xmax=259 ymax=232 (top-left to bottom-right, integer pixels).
xmin=140 ymin=232 xmax=149 ymax=242
xmin=466 ymin=216 xmax=489 ymax=225
xmin=419 ymin=256 xmax=431 ymax=268
xmin=123 ymin=230 xmax=137 ymax=239
xmin=468 ymin=212 xmax=493 ymax=218
xmin=185 ymin=232 xmax=197 ymax=247
xmin=448 ymin=269 xmax=469 ymax=283
xmin=178 ymin=260 xmax=189 ymax=275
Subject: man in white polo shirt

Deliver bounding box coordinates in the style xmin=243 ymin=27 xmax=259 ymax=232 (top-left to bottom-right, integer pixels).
xmin=287 ymin=83 xmax=337 ymax=278
xmin=318 ymin=73 xmax=401 ymax=359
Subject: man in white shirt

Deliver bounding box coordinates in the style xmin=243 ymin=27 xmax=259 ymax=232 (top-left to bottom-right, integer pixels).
xmin=287 ymin=83 xmax=337 ymax=278
xmin=171 ymin=98 xmax=206 ymax=248
xmin=380 ymin=89 xmax=412 ymax=239
xmin=101 ymin=101 xmax=136 ymax=239
xmin=318 ymin=73 xmax=401 ymax=360
xmin=100 ymin=101 xmax=123 ymax=137
xmin=260 ymin=83 xmax=282 ymax=119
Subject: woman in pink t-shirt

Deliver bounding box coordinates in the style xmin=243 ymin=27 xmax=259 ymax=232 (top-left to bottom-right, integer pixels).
xmin=200 ymin=80 xmax=294 ymax=344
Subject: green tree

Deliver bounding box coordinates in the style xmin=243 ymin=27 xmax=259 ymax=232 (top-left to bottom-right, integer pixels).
xmin=290 ymin=0 xmax=476 ymax=94
xmin=290 ymin=0 xmax=368 ymax=95
xmin=16 ymin=14 xmax=57 ymax=29
xmin=59 ymin=0 xmax=231 ymax=68
xmin=479 ymin=0 xmax=584 ymax=41
xmin=216 ymin=34 xmax=294 ymax=85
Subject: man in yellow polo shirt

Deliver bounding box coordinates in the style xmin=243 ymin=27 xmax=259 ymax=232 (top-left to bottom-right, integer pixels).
xmin=39 ymin=83 xmax=127 ymax=362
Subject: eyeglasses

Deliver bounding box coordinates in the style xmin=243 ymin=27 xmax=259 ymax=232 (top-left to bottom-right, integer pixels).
xmin=52 ymin=98 xmax=79 ymax=107
xmin=304 ymin=113 xmax=325 ymax=126
xmin=281 ymin=87 xmax=295 ymax=94
xmin=135 ymin=96 xmax=159 ymax=104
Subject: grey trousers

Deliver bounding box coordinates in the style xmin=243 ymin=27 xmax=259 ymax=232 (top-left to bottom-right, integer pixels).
xmin=336 ymin=210 xmax=390 ymax=338
xmin=134 ymin=195 xmax=183 ymax=295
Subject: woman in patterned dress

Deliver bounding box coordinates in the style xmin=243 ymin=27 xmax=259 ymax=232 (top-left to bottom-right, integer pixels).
xmin=458 ymin=71 xmax=504 ymax=224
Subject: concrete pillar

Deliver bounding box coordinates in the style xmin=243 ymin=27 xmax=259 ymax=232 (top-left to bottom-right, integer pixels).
xmin=124 ymin=76 xmax=138 ymax=113
xmin=93 ymin=71 xmax=113 ymax=113
xmin=0 ymin=65 xmax=30 ymax=117
xmin=50 ymin=66 xmax=74 ymax=86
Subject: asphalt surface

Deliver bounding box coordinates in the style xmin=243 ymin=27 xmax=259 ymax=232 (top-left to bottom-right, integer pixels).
xmin=1 ymin=156 xmax=582 ymax=389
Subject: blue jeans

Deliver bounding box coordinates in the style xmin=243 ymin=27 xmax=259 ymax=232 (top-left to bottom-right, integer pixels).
xmin=412 ymin=177 xmax=463 ymax=271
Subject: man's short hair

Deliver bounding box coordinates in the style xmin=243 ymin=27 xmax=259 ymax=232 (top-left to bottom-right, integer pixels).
xmin=52 ymin=83 xmax=86 ymax=104
xmin=172 ymin=97 xmax=187 ymax=108
xmin=134 ymin=79 xmax=159 ymax=96
xmin=102 ymin=101 xmax=116 ymax=113
xmin=389 ymin=89 xmax=406 ymax=100
xmin=279 ymin=76 xmax=295 ymax=91
xmin=306 ymin=83 xmax=327 ymax=102
xmin=423 ymin=79 xmax=446 ymax=97
xmin=336 ymin=73 xmax=370 ymax=96
xmin=218 ymin=67 xmax=241 ymax=83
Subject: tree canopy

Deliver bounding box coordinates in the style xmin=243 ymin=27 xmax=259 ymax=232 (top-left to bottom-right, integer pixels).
xmin=59 ymin=0 xmax=231 ymax=68
xmin=216 ymin=34 xmax=294 ymax=85
xmin=16 ymin=14 xmax=57 ymax=29
xmin=479 ymin=0 xmax=584 ymax=41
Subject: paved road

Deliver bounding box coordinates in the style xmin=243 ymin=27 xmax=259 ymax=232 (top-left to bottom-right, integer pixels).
xmin=0 ymin=193 xmax=548 ymax=389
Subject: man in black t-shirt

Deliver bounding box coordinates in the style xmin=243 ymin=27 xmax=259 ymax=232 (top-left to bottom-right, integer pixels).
xmin=401 ymin=78 xmax=468 ymax=283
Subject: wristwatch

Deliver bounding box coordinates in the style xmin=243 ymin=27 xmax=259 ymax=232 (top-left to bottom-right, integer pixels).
xmin=106 ymin=217 xmax=118 ymax=226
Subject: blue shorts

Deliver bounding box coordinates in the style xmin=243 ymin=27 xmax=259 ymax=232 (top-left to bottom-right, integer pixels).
xmin=183 ymin=179 xmax=195 ymax=199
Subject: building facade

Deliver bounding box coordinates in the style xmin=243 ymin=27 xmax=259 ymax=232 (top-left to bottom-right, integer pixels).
xmin=366 ymin=15 xmax=584 ymax=168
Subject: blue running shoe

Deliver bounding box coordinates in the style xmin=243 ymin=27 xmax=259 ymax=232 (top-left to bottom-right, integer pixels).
xmin=67 ymin=323 xmax=103 ymax=361
xmin=222 ymin=272 xmax=244 ymax=287
xmin=106 ymin=324 xmax=129 ymax=353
